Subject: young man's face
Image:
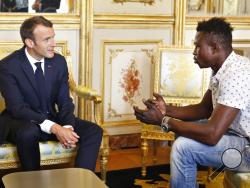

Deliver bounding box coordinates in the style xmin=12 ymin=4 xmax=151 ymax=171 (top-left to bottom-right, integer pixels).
xmin=27 ymin=24 xmax=56 ymax=60
xmin=193 ymin=32 xmax=215 ymax=69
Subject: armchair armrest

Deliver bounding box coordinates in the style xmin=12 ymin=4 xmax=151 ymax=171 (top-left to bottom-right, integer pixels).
xmin=74 ymin=85 xmax=101 ymax=103
xmin=73 ymin=85 xmax=109 ymax=181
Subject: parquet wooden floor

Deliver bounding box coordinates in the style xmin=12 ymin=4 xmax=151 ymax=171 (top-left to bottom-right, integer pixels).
xmin=96 ymin=142 xmax=171 ymax=172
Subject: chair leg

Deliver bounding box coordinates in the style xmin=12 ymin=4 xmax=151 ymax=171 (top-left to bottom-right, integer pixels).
xmin=141 ymin=138 xmax=149 ymax=177
xmin=100 ymin=133 xmax=109 ymax=182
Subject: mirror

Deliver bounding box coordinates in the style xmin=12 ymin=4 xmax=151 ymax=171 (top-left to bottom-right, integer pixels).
xmin=187 ymin=0 xmax=250 ymax=16
xmin=0 ymin=0 xmax=76 ymax=13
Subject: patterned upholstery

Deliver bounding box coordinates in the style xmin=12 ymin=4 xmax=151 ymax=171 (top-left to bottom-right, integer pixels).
xmin=0 ymin=142 xmax=77 ymax=169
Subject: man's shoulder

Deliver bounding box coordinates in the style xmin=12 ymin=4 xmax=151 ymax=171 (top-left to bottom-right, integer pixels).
xmin=0 ymin=48 xmax=24 ymax=68
xmin=0 ymin=47 xmax=24 ymax=66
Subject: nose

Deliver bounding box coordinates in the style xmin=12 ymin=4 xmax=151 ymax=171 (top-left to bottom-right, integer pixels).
xmin=50 ymin=38 xmax=56 ymax=47
xmin=52 ymin=40 xmax=56 ymax=47
xmin=193 ymin=47 xmax=197 ymax=56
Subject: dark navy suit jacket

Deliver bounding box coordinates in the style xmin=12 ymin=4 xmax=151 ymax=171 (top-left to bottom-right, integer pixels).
xmin=0 ymin=47 xmax=75 ymax=144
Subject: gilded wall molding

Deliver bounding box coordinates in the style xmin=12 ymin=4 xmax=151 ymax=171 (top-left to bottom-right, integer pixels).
xmin=113 ymin=0 xmax=155 ymax=5
xmin=186 ymin=16 xmax=250 ymax=29
xmin=174 ymin=0 xmax=186 ymax=45
xmin=79 ymin=0 xmax=94 ymax=120
xmin=0 ymin=14 xmax=80 ymax=30
xmin=94 ymin=14 xmax=175 ymax=25
xmin=94 ymin=23 xmax=173 ymax=30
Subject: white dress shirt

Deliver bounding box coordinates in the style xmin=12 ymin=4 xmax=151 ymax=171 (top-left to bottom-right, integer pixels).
xmin=25 ymin=48 xmax=72 ymax=133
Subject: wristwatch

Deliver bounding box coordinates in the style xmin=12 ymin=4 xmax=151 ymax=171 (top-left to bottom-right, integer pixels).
xmin=161 ymin=115 xmax=171 ymax=132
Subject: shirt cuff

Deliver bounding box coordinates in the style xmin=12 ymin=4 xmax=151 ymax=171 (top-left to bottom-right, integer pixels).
xmin=39 ymin=119 xmax=55 ymax=134
xmin=63 ymin=125 xmax=73 ymax=130
xmin=39 ymin=121 xmax=74 ymax=134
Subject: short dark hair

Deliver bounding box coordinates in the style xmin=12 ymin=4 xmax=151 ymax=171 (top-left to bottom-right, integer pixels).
xmin=20 ymin=16 xmax=53 ymax=44
xmin=196 ymin=17 xmax=233 ymax=49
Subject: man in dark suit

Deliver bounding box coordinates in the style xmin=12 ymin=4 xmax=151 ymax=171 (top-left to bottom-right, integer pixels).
xmin=32 ymin=0 xmax=61 ymax=13
xmin=0 ymin=16 xmax=103 ymax=171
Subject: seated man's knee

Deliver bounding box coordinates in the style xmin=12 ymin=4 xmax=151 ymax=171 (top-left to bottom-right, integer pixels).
xmin=15 ymin=123 xmax=40 ymax=142
xmin=171 ymin=137 xmax=193 ymax=158
xmin=94 ymin=124 xmax=103 ymax=140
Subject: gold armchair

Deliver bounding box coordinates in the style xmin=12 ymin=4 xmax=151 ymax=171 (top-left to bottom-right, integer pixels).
xmin=0 ymin=41 xmax=109 ymax=182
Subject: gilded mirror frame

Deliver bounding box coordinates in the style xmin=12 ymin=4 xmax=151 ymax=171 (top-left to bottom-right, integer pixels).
xmin=0 ymin=0 xmax=81 ymax=29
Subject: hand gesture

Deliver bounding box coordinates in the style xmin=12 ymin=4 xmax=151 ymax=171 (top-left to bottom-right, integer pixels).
xmin=51 ymin=124 xmax=79 ymax=149
xmin=147 ymin=92 xmax=167 ymax=115
xmin=134 ymin=99 xmax=164 ymax=125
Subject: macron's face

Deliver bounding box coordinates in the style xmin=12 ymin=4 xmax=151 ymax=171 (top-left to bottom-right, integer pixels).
xmin=29 ymin=24 xmax=56 ymax=60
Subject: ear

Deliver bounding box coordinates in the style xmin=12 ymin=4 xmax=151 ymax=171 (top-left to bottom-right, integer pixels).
xmin=24 ymin=38 xmax=35 ymax=48
xmin=210 ymin=41 xmax=220 ymax=55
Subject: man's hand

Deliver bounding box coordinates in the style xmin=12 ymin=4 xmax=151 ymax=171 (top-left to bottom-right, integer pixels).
xmin=50 ymin=124 xmax=79 ymax=149
xmin=147 ymin=92 xmax=167 ymax=115
xmin=133 ymin=99 xmax=164 ymax=125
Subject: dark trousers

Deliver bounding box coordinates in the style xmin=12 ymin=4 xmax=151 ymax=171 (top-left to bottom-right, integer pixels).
xmin=5 ymin=117 xmax=103 ymax=171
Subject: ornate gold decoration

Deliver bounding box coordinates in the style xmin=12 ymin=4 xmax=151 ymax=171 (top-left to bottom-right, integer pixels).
xmin=108 ymin=103 xmax=122 ymax=118
xmin=113 ymin=0 xmax=155 ymax=5
xmin=109 ymin=49 xmax=124 ymax=64
xmin=141 ymin=48 xmax=156 ymax=64
xmin=174 ymin=0 xmax=186 ymax=45
xmin=134 ymin=176 xmax=169 ymax=187
xmin=188 ymin=0 xmax=204 ymax=11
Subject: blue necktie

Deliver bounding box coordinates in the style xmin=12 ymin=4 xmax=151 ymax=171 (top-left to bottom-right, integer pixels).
xmin=35 ymin=62 xmax=47 ymax=113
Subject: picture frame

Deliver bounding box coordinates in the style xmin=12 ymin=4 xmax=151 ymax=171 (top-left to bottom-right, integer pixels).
xmin=187 ymin=0 xmax=209 ymax=15
xmin=101 ymin=40 xmax=162 ymax=126
xmin=93 ymin=0 xmax=173 ymax=15
xmin=222 ymin=0 xmax=239 ymax=15
xmin=154 ymin=46 xmax=210 ymax=105
xmin=113 ymin=0 xmax=155 ymax=5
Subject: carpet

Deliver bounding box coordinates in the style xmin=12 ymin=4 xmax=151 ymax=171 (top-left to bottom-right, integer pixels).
xmin=105 ymin=165 xmax=170 ymax=188
xmin=102 ymin=164 xmax=208 ymax=188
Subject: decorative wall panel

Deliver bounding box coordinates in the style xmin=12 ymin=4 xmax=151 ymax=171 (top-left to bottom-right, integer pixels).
xmin=92 ymin=27 xmax=173 ymax=93
xmin=101 ymin=40 xmax=162 ymax=126
xmin=93 ymin=0 xmax=173 ymax=15
xmin=187 ymin=0 xmax=208 ymax=15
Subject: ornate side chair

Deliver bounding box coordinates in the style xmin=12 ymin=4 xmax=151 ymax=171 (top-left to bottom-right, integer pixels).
xmin=0 ymin=41 xmax=109 ymax=182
